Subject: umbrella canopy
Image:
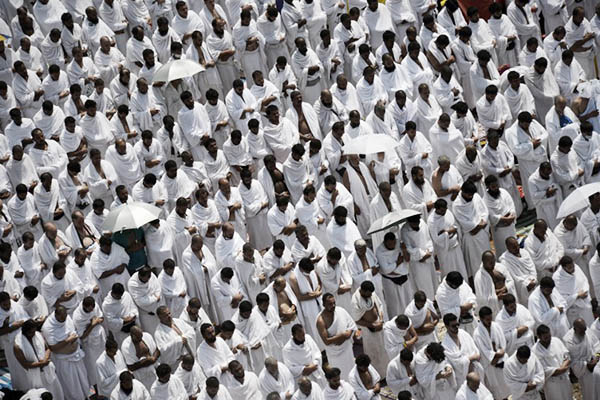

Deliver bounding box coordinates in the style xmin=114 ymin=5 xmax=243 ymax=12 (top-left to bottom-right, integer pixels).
xmin=103 ymin=202 xmax=162 ymax=232
xmin=556 ymin=183 xmax=600 ymax=219
xmin=342 ymin=134 xmax=400 ymax=155
xmin=152 ymin=59 xmax=205 ymax=83
xmin=367 ymin=209 xmax=421 ymax=235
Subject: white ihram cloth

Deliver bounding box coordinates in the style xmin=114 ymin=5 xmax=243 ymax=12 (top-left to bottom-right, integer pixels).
xmin=110 ymin=378 xmax=151 ymax=400
xmin=402 ymin=179 xmax=436 ymax=220
xmin=258 ymin=362 xmax=294 ymax=398
xmin=121 ymin=332 xmax=158 ymax=390
xmin=524 ymin=66 xmax=560 ymax=122
xmin=532 ymin=337 xmax=572 ymax=400
xmin=527 ymin=169 xmax=562 ymax=229
xmin=282 ymin=334 xmax=325 ymax=385
xmin=72 ymin=302 xmax=107 ymax=386
xmin=472 ymin=321 xmax=510 ymax=400
xmin=41 ymin=313 xmax=90 ymax=400
xmin=154 ymin=318 xmax=196 ymax=368
xmin=316 ymin=256 xmax=352 ymax=311
xmin=344 ymin=162 xmax=378 ymax=236
xmin=326 ymin=218 xmax=362 ymax=259
xmin=349 ymin=291 xmax=389 ymax=376
xmin=523 ymin=230 xmax=564 ymax=278
xmin=102 ymin=290 xmax=139 ymax=345
xmin=563 ymin=328 xmax=600 ymax=400
xmin=127 ymin=272 xmax=164 ymax=334
xmin=404 ymin=299 xmax=439 ymax=349
xmin=90 ymin=244 xmax=131 ymax=298
xmin=455 ymin=380 xmax=493 ymax=400
xmin=150 ymin=374 xmax=187 ymax=400
xmin=452 ymin=193 xmax=490 ymax=277
xmin=400 ymin=220 xmax=438 ymax=300
xmin=232 ymin=20 xmax=267 ymax=83
xmin=174 ymin=360 xmax=206 ymax=398
xmin=177 ymin=103 xmax=211 ymax=161
xmin=40 ymin=268 xmax=83 ymax=313
xmin=504 ymin=84 xmax=537 ymax=121
xmin=397 ymin=131 xmax=433 ymax=178
xmin=552 ymin=264 xmax=594 ymax=326
xmin=196 ymin=336 xmax=234 ymax=380
xmin=210 ymin=272 xmax=246 ymax=323
xmin=105 ymin=144 xmax=143 ymax=190
xmin=96 ymin=349 xmax=128 ymax=398
xmin=292 ymin=264 xmax=323 ymax=343
xmin=441 ymin=328 xmax=483 ymax=386
xmin=503 ymin=351 xmax=544 ymax=400
xmin=13 ymin=330 xmax=63 ymax=398
xmin=494 ymin=304 xmax=535 ymax=355
xmin=527 ymin=286 xmax=570 ymax=338
xmin=0 ymin=301 xmax=29 ymax=390
xmin=317 ymin=307 xmax=356 ymax=379
xmin=474 ymin=262 xmax=516 ymax=317
xmin=157 ymin=267 xmax=188 ymax=317
xmin=414 ymin=346 xmax=457 ymax=400
xmin=436 ymin=280 xmax=477 ymax=334
xmin=291 ymin=48 xmax=325 ymax=105
xmin=180 ymin=245 xmax=218 ymax=321
xmin=427 ymin=209 xmax=467 ymax=278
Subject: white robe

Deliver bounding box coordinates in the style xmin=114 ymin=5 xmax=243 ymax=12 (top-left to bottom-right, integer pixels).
xmin=414 ymin=346 xmax=457 ymax=400
xmin=436 ymin=280 xmax=477 ymax=334
xmin=472 ymin=321 xmax=510 ymax=400
xmin=41 ymin=313 xmax=90 ymax=400
xmin=563 ymin=328 xmax=600 ymax=400
xmin=499 ymin=249 xmax=538 ymax=306
xmin=349 ymin=291 xmax=389 ymax=376
xmin=127 ymin=272 xmax=164 ymax=334
xmin=96 ymin=349 xmax=128 ymax=398
xmin=90 ymin=244 xmax=131 ymax=298
xmin=532 ymin=337 xmax=573 ymax=400
xmin=523 ymin=230 xmax=564 ymax=278
xmin=13 ymin=329 xmax=63 ymax=398
xmin=495 ymin=304 xmax=536 ymax=356
xmin=121 ymin=332 xmax=159 ymax=390
xmin=72 ymin=302 xmax=107 ymax=386
xmin=154 ymin=318 xmax=196 ymax=368
xmin=157 ymin=267 xmax=188 ymax=317
xmin=553 ymin=264 xmax=594 ymax=326
xmin=174 ymin=361 xmax=206 ymax=399
xmin=282 ymin=334 xmax=325 ymax=385
xmin=400 ymin=220 xmax=437 ymax=299
xmin=211 ymin=272 xmax=246 ymax=323
xmin=527 ymin=169 xmax=562 ymax=229
xmin=452 ymin=193 xmax=490 ymax=277
xmin=503 ymin=352 xmax=545 ymax=400
xmin=527 ymin=286 xmax=570 ymax=338
xmin=441 ymin=328 xmax=483 ymax=386
xmin=427 ymin=210 xmax=467 ymax=278
xmin=196 ymin=336 xmax=235 ymax=379
xmin=110 ymin=379 xmax=151 ymax=400
xmin=150 ymin=375 xmax=187 ymax=400
xmin=102 ymin=290 xmax=139 ymax=345
xmin=474 ymin=261 xmax=516 ymax=317
xmin=180 ymin=244 xmax=218 ymax=321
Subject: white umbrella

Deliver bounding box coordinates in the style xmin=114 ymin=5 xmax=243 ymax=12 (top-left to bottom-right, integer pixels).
xmin=152 ymin=59 xmax=205 ymax=83
xmin=367 ymin=209 xmax=421 ymax=235
xmin=556 ymin=183 xmax=600 ymax=219
xmin=342 ymin=134 xmax=400 ymax=155
xmin=103 ymin=202 xmax=162 ymax=232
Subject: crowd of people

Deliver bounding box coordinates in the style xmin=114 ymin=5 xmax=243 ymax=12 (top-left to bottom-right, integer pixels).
xmin=1 ymin=0 xmax=600 ymax=399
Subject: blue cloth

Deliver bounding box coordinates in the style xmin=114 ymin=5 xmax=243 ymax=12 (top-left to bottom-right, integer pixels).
xmin=112 ymin=228 xmax=147 ymax=274
xmin=559 ymin=114 xmax=573 ymax=128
